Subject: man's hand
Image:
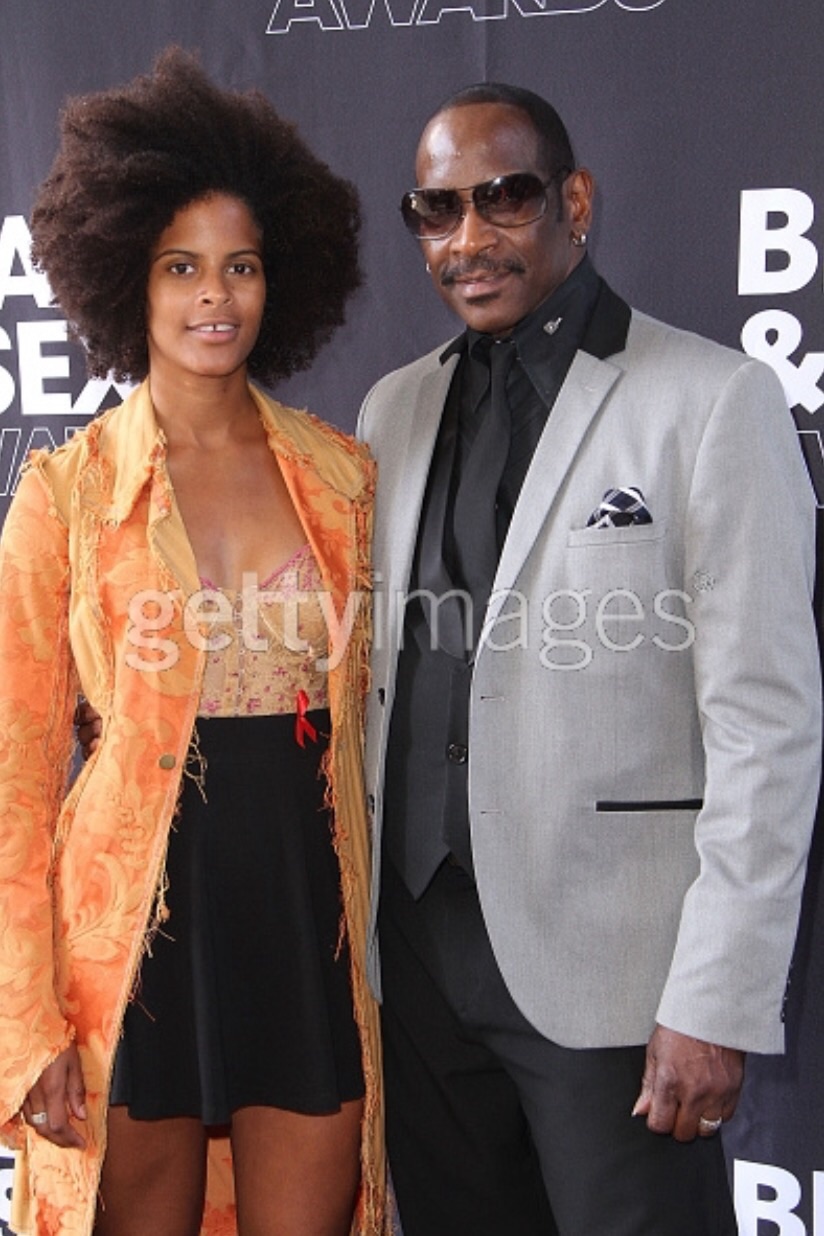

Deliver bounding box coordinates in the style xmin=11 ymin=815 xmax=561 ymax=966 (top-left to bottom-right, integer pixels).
xmin=22 ymin=1043 xmax=87 ymax=1149
xmin=632 ymin=1024 xmax=745 ymax=1142
xmin=74 ymin=697 xmax=102 ymax=761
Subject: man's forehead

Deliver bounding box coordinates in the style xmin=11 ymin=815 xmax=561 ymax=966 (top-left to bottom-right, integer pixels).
xmin=415 ymin=104 xmax=542 ymax=186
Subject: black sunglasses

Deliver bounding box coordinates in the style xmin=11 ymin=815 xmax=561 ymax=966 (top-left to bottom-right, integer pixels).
xmin=400 ymin=168 xmax=571 ymax=241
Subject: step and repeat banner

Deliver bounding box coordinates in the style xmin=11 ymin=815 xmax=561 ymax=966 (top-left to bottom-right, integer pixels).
xmin=1 ymin=1 xmax=822 ymax=1232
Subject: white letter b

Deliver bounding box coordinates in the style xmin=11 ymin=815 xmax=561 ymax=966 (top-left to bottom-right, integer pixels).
xmin=738 ymin=189 xmax=818 ymax=295
xmin=734 ymin=1159 xmax=805 ymax=1235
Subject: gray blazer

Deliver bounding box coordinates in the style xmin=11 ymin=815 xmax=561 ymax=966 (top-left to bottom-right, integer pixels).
xmin=358 ymin=305 xmax=821 ymax=1054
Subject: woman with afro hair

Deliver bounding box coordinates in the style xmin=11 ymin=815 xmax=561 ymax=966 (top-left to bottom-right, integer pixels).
xmin=0 ymin=47 xmax=389 ymax=1236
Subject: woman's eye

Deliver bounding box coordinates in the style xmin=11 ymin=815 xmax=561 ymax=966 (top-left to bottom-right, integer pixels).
xmin=169 ymin=262 xmax=195 ymax=276
xmin=230 ymin=262 xmax=258 ymax=276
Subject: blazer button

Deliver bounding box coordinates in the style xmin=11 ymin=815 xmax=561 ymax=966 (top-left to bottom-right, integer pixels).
xmin=158 ymin=753 xmax=176 ymax=770
xmin=447 ymin=743 xmax=468 ymax=764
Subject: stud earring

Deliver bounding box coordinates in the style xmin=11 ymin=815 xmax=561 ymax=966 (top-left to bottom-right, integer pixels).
xmin=425 ymin=262 xmax=431 ymax=273
xmin=571 ymin=232 xmax=588 ymax=248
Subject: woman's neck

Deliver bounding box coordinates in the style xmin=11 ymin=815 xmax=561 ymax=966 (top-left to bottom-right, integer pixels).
xmin=148 ymin=367 xmax=260 ymax=449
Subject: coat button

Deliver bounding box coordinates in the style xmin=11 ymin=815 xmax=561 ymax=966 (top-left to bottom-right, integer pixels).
xmin=378 ymin=688 xmax=386 ymax=705
xmin=447 ymin=743 xmax=468 ymax=764
xmin=158 ymin=753 xmax=176 ymax=770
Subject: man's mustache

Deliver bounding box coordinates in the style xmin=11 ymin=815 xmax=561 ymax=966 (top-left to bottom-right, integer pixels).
xmin=439 ymin=256 xmax=526 ymax=286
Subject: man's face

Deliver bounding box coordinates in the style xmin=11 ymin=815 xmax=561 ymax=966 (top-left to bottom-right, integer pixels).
xmin=414 ymin=102 xmax=592 ymax=337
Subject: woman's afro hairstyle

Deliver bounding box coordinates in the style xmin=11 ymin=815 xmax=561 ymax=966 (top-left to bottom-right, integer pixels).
xmin=30 ymin=47 xmax=362 ymax=385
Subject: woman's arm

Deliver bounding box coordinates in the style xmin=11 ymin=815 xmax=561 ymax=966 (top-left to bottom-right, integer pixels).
xmin=0 ymin=464 xmax=82 ymax=1140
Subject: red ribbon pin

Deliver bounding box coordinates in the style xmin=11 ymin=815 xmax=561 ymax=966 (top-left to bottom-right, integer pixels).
xmin=295 ymin=689 xmax=318 ymax=748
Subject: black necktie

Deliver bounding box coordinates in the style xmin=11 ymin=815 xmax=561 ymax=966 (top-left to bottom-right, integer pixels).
xmin=451 ymin=337 xmax=515 ymax=643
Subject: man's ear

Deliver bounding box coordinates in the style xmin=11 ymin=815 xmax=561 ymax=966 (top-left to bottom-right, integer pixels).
xmin=564 ymin=168 xmax=595 ymax=234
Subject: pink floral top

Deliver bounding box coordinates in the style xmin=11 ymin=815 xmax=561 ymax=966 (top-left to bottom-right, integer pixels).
xmin=197 ymin=543 xmax=329 ymax=718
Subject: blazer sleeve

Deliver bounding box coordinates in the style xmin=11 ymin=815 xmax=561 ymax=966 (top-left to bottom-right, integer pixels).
xmin=656 ymin=358 xmax=821 ymax=1052
xmin=0 ymin=464 xmax=79 ymax=1135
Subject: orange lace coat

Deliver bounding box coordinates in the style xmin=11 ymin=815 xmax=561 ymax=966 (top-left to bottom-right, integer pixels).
xmin=0 ymin=382 xmax=387 ymax=1235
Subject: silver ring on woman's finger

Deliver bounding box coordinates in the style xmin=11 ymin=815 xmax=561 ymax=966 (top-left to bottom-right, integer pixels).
xmin=698 ymin=1116 xmax=723 ymax=1134
xmin=30 ymin=1111 xmax=48 ymax=1126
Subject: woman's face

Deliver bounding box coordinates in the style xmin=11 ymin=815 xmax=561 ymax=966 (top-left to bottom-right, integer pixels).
xmin=146 ymin=193 xmax=266 ymax=383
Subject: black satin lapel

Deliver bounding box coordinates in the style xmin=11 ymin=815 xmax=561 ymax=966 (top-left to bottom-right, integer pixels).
xmin=581 ymin=280 xmax=632 ymax=360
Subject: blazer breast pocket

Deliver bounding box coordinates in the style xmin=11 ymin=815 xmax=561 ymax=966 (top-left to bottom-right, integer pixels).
xmin=567 ymin=520 xmax=668 ymax=549
xmin=562 ymin=520 xmax=670 ymax=600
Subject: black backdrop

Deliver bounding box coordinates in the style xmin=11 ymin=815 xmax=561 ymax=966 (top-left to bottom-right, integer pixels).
xmin=1 ymin=2 xmax=822 ymax=1231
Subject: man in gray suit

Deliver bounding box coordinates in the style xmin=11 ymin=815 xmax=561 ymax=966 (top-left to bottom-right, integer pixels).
xmin=359 ymin=84 xmax=821 ymax=1234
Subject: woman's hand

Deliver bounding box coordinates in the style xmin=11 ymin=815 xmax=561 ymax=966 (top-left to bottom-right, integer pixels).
xmin=22 ymin=1043 xmax=87 ymax=1149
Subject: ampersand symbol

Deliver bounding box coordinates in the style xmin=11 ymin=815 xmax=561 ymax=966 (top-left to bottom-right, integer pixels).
xmin=741 ymin=310 xmax=824 ymax=413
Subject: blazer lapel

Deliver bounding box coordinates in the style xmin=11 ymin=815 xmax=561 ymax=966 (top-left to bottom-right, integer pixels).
xmin=483 ymin=288 xmax=631 ymax=643
xmin=376 ymin=354 xmax=459 ymax=655
xmin=489 ymin=354 xmax=621 ymax=596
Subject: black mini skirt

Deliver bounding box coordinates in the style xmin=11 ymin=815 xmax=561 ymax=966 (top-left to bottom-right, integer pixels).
xmin=110 ymin=710 xmax=364 ymax=1124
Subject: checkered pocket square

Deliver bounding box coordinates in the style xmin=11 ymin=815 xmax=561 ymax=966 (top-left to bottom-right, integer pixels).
xmin=586 ymin=486 xmax=652 ymax=528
